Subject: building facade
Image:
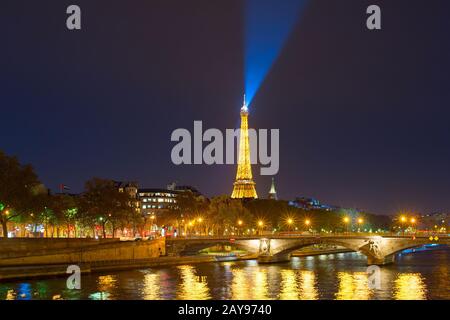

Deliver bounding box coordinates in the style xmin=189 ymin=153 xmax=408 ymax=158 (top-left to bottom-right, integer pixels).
xmin=138 ymin=188 xmax=179 ymax=216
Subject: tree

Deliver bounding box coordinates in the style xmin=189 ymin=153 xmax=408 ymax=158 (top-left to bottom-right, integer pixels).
xmin=78 ymin=178 xmax=135 ymax=238
xmin=0 ymin=150 xmax=43 ymax=237
xmin=173 ymin=191 xmax=209 ymax=235
xmin=48 ymin=194 xmax=78 ymax=237
xmin=207 ymin=196 xmax=252 ymax=236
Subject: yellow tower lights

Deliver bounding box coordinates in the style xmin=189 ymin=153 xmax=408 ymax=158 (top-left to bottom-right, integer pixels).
xmin=231 ymin=95 xmax=258 ymax=199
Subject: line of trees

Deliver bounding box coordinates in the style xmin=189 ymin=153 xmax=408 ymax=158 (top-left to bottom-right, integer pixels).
xmin=160 ymin=194 xmax=393 ymax=237
xmin=0 ymin=151 xmax=140 ymax=238
xmin=1 ymin=150 xmax=393 ymax=238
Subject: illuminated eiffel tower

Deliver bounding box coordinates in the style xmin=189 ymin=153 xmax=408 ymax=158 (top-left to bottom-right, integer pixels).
xmin=231 ymin=95 xmax=258 ymax=199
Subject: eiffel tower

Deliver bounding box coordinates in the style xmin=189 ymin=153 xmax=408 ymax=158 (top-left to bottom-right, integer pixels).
xmin=231 ymin=95 xmax=258 ymax=199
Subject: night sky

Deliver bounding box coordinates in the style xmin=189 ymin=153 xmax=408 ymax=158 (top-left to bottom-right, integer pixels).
xmin=1 ymin=0 xmax=450 ymax=215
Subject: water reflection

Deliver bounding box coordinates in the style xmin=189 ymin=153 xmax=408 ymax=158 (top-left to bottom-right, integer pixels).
xmin=230 ymin=265 xmax=271 ymax=299
xmin=177 ymin=265 xmax=211 ymax=300
xmin=336 ymin=272 xmax=371 ymax=300
xmin=279 ymin=270 xmax=319 ymax=300
xmin=143 ymin=273 xmax=161 ymax=300
xmin=89 ymin=275 xmax=117 ymax=300
xmin=280 ymin=270 xmax=298 ymax=299
xmin=393 ymin=273 xmax=426 ymax=300
xmin=0 ymin=249 xmax=448 ymax=300
xmin=231 ymin=269 xmax=251 ymax=299
xmin=299 ymin=271 xmax=318 ymax=300
xmin=253 ymin=269 xmax=269 ymax=299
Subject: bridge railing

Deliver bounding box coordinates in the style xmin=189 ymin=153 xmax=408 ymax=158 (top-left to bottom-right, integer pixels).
xmin=165 ymin=232 xmax=449 ymax=240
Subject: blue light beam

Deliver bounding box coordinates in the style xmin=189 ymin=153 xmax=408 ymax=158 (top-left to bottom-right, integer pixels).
xmin=244 ymin=0 xmax=309 ymax=106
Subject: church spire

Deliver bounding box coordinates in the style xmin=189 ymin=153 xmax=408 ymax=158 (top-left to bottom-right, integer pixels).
xmin=268 ymin=177 xmax=277 ymax=200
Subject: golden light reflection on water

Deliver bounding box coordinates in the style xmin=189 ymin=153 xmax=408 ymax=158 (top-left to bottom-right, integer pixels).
xmin=143 ymin=273 xmax=161 ymax=300
xmin=232 ymin=267 xmax=319 ymax=300
xmin=231 ymin=268 xmax=269 ymax=299
xmin=336 ymin=272 xmax=371 ymax=300
xmin=98 ymin=275 xmax=117 ymax=292
xmin=393 ymin=273 xmax=426 ymax=300
xmin=279 ymin=270 xmax=318 ymax=300
xmin=5 ymin=290 xmax=15 ymax=300
xmin=253 ymin=269 xmax=269 ymax=299
xmin=280 ymin=270 xmax=298 ymax=299
xmin=177 ymin=265 xmax=211 ymax=300
xmin=89 ymin=275 xmax=118 ymax=300
xmin=231 ymin=269 xmax=251 ymax=299
xmin=299 ymin=271 xmax=318 ymax=300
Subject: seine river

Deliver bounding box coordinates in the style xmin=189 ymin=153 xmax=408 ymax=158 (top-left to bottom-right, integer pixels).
xmin=1 ymin=247 xmax=449 ymax=300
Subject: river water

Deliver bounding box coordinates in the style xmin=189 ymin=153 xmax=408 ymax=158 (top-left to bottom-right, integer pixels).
xmin=1 ymin=247 xmax=449 ymax=300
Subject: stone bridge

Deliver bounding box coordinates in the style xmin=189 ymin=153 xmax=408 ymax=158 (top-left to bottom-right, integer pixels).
xmin=166 ymin=235 xmax=449 ymax=265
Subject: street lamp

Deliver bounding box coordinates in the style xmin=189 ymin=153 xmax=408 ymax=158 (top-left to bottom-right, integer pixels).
xmin=237 ymin=220 xmax=243 ymax=236
xmin=357 ymin=218 xmax=364 ymax=233
xmin=304 ymin=219 xmax=311 ymax=232
xmin=257 ymin=220 xmax=264 ymax=235
xmin=286 ymin=218 xmax=294 ymax=231
xmin=410 ymin=217 xmax=416 ymax=234
xmin=400 ymin=216 xmax=407 ymax=235
xmin=343 ymin=217 xmax=350 ymax=233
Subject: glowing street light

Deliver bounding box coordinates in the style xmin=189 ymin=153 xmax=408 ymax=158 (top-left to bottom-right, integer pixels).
xmin=400 ymin=215 xmax=407 ymax=235
xmin=410 ymin=218 xmax=416 ymax=224
xmin=343 ymin=216 xmax=350 ymax=233
xmin=287 ymin=218 xmax=293 ymax=225
xmin=358 ymin=218 xmax=364 ymax=224
xmin=237 ymin=220 xmax=244 ymax=236
xmin=197 ymin=217 xmax=203 ymax=223
xmin=256 ymin=220 xmax=265 ymax=235
xmin=305 ymin=219 xmax=311 ymax=226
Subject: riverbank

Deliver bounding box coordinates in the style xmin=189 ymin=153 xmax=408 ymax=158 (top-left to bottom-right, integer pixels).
xmin=0 ymin=238 xmax=352 ymax=281
xmin=0 ymin=249 xmax=352 ymax=281
xmin=0 ymin=254 xmax=258 ymax=281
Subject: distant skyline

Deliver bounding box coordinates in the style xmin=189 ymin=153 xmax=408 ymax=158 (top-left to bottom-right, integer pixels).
xmin=2 ymin=1 xmax=450 ymax=215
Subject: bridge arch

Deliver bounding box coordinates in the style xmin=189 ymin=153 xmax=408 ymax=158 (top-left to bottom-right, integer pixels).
xmin=167 ymin=236 xmax=449 ymax=266
xmin=166 ymin=239 xmax=261 ymax=256
xmin=261 ymin=237 xmax=448 ymax=265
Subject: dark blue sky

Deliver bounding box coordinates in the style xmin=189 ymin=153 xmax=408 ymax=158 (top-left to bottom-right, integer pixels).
xmin=1 ymin=0 xmax=450 ymax=215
